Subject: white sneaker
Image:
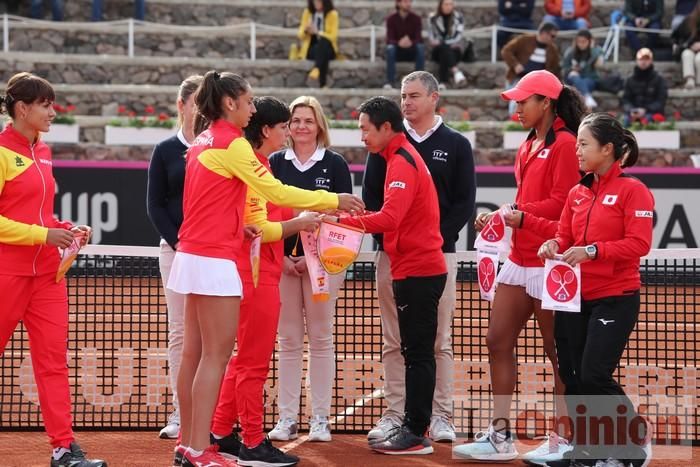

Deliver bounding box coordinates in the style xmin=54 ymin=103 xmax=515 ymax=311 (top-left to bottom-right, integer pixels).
xmin=308 ymin=415 xmax=332 ymax=442
xmin=521 ymin=432 xmax=573 ymax=464
xmin=367 ymin=415 xmax=402 ymax=440
xmin=438 ymin=83 xmax=447 ymax=91
xmin=428 ymin=416 xmax=456 ymax=442
xmin=268 ymin=418 xmax=298 ymax=441
xmin=159 ymin=410 xmax=180 ymax=439
xmin=584 ymin=94 xmax=598 ymax=109
xmin=452 ymin=425 xmax=518 ymax=462
xmin=453 ymin=69 xmax=466 ymax=86
xmin=383 ymin=83 xmax=394 ymax=90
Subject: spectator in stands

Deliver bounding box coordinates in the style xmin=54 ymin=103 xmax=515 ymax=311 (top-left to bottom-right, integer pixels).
xmin=672 ymin=0 xmax=698 ymax=32
xmin=30 ymin=0 xmax=63 ymax=21
xmin=428 ymin=0 xmax=468 ymax=89
xmin=675 ymin=2 xmax=700 ymax=88
xmin=296 ymin=0 xmax=339 ymax=88
xmin=562 ymin=29 xmax=604 ymax=108
xmin=623 ymin=0 xmax=664 ymax=53
xmin=146 ymin=75 xmax=203 ymax=441
xmin=385 ymin=0 xmax=425 ymax=89
xmin=543 ymin=0 xmax=591 ymax=31
xmin=498 ymin=0 xmax=535 ymax=47
xmin=502 ymin=21 xmax=561 ymax=113
xmin=91 ymin=0 xmax=144 ymax=21
xmin=622 ymin=47 xmax=668 ymax=125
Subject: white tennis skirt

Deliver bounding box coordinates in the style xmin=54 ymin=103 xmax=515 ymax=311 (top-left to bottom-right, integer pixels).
xmin=167 ymin=252 xmax=243 ymax=297
xmin=496 ymin=259 xmax=544 ymax=300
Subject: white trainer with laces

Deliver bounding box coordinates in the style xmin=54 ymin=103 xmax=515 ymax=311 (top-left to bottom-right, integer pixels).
xmin=308 ymin=415 xmax=332 ymax=442
xmin=268 ymin=418 xmax=298 ymax=441
xmin=159 ymin=410 xmax=180 ymax=439
xmin=367 ymin=415 xmax=402 ymax=440
xmin=521 ymin=432 xmax=573 ymax=465
xmin=428 ymin=416 xmax=456 ymax=442
xmin=453 ymin=69 xmax=466 ymax=86
xmin=452 ymin=425 xmax=518 ymax=462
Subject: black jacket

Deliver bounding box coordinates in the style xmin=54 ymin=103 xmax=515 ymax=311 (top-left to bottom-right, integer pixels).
xmin=621 ymin=65 xmax=668 ymax=114
xmin=498 ymin=0 xmax=535 ymax=21
xmin=624 ymin=0 xmax=664 ymax=23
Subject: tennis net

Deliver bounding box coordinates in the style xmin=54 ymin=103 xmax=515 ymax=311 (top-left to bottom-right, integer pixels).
xmin=0 ymin=246 xmax=697 ymax=442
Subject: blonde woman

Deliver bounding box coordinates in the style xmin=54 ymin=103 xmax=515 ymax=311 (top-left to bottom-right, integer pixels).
xmin=146 ymin=74 xmax=203 ymax=439
xmin=268 ymin=96 xmax=352 ymax=442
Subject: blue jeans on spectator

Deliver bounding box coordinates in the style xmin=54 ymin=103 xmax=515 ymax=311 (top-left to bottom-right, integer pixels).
xmin=624 ymin=18 xmax=661 ymax=52
xmin=92 ymin=0 xmax=145 ymax=21
xmin=543 ymin=14 xmax=588 ymax=31
xmin=30 ymin=0 xmax=63 ymax=21
xmin=499 ymin=18 xmax=535 ymax=47
xmin=566 ymin=75 xmax=596 ymax=96
xmin=385 ymin=43 xmax=425 ymax=86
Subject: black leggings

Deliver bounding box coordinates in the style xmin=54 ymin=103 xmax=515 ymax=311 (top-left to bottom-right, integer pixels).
xmin=555 ymin=292 xmax=649 ymax=465
xmin=430 ymin=43 xmax=461 ymax=83
xmin=307 ymin=36 xmax=336 ymax=87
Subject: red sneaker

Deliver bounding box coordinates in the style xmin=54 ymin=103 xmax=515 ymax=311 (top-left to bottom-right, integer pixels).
xmin=182 ymin=445 xmax=236 ymax=467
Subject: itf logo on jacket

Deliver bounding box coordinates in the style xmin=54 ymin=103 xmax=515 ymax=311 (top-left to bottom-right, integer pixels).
xmin=432 ymin=149 xmax=448 ymax=162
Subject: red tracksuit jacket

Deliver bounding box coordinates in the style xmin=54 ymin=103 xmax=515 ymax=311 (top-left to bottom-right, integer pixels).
xmin=0 ymin=125 xmax=72 ymax=276
xmin=511 ymin=117 xmax=581 ymax=267
xmin=341 ymin=133 xmax=446 ymax=280
xmin=553 ymin=162 xmax=654 ymax=300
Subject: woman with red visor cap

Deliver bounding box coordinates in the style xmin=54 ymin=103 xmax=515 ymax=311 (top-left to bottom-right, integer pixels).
xmin=454 ymin=69 xmax=586 ymax=463
xmin=538 ymin=113 xmax=653 ymax=467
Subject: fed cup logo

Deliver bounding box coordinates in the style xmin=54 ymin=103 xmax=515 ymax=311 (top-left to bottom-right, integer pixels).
xmin=478 ymin=256 xmax=496 ymax=292
xmin=546 ymin=265 xmax=578 ymax=302
xmin=481 ymin=214 xmax=504 ymax=242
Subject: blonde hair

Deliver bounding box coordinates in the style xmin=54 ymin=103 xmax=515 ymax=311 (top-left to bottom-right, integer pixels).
xmin=176 ymin=74 xmax=203 ymax=128
xmin=289 ymin=95 xmax=331 ymax=148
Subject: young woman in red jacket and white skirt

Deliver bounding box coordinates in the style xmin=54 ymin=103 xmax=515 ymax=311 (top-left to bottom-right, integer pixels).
xmin=455 ymin=70 xmax=586 ymax=463
xmin=538 ymin=113 xmax=654 ymax=467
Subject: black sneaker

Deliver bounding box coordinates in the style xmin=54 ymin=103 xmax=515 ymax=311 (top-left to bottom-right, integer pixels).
xmin=370 ymin=425 xmax=433 ymax=455
xmin=368 ymin=425 xmax=401 ymax=445
xmin=237 ymin=438 xmax=299 ymax=466
xmin=51 ymin=442 xmax=107 ymax=467
xmin=173 ymin=445 xmax=185 ymax=467
xmin=211 ymin=432 xmax=243 ymax=461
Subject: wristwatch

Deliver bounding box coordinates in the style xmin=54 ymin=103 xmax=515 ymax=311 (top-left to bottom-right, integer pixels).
xmin=585 ymin=244 xmax=598 ymax=260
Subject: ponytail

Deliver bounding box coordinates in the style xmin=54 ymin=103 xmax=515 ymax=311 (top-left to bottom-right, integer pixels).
xmin=554 ymin=85 xmax=587 ymax=134
xmin=1 ymin=72 xmax=55 ymax=119
xmin=620 ymin=128 xmax=639 ymax=168
xmin=193 ymin=70 xmax=250 ymax=136
xmin=580 ymin=112 xmax=639 ymax=168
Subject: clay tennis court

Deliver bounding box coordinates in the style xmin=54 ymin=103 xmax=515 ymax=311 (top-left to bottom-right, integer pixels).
xmin=0 ymin=249 xmax=697 ymax=465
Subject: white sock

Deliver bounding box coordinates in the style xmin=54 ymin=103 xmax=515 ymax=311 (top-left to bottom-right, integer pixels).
xmin=53 ymin=447 xmax=70 ymax=461
xmin=211 ymin=433 xmax=225 ymax=440
xmin=188 ymin=448 xmax=203 ymax=457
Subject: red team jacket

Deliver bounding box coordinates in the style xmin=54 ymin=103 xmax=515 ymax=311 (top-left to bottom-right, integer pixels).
xmin=511 ymin=117 xmax=581 ymax=267
xmin=178 ymin=119 xmax=338 ymax=262
xmin=341 ymin=133 xmax=446 ymax=280
xmin=0 ymin=125 xmax=72 ymax=276
xmin=553 ymin=162 xmax=654 ymax=300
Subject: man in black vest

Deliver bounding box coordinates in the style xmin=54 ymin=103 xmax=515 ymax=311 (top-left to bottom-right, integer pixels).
xmin=363 ymin=71 xmax=476 ymax=443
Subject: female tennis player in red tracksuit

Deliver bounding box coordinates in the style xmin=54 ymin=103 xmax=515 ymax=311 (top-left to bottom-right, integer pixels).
xmin=538 ymin=112 xmax=654 ymax=467
xmin=209 ymin=96 xmax=322 ymax=467
xmin=167 ymin=72 xmax=363 ymax=467
xmin=0 ymin=72 xmax=104 ymax=467
xmin=456 ymin=70 xmax=586 ymax=463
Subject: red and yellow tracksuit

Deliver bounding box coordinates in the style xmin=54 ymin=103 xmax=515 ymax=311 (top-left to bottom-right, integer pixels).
xmin=210 ymin=153 xmax=292 ymax=447
xmin=0 ymin=124 xmax=75 ymax=449
xmin=178 ymin=119 xmax=338 ymax=261
xmin=510 ymin=117 xmax=581 ymax=267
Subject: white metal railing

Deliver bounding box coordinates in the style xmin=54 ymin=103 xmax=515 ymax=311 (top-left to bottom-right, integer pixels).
xmin=0 ymin=13 xmax=675 ymax=64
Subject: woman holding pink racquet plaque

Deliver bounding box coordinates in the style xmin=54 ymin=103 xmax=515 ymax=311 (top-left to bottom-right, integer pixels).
xmin=456 ymin=70 xmax=585 ymax=463
xmin=537 ymin=113 xmax=654 ymax=467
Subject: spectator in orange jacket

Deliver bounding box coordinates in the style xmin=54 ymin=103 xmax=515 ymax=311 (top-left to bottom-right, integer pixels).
xmin=543 ymin=0 xmax=591 ymax=30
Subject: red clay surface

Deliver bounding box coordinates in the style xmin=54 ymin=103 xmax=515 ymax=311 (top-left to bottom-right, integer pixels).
xmin=0 ymin=432 xmax=695 ymax=467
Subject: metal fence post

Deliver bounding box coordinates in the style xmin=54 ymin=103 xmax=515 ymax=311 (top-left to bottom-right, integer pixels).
xmin=491 ymin=25 xmax=497 ymax=64
xmin=128 ymin=18 xmax=134 ymax=58
xmin=613 ymin=24 xmax=620 ymax=64
xmin=3 ymin=14 xmax=9 ymax=53
xmin=370 ymin=25 xmax=376 ymax=62
xmin=250 ymin=22 xmax=256 ymax=61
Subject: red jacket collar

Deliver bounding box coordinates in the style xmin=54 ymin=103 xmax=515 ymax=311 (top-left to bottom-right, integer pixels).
xmin=580 ymin=161 xmax=623 ymax=189
xmin=1 ymin=123 xmax=40 ymax=148
xmin=380 ymin=133 xmax=409 ymax=160
xmin=526 ymin=116 xmax=570 ymax=147
xmin=210 ymin=119 xmax=243 ymax=137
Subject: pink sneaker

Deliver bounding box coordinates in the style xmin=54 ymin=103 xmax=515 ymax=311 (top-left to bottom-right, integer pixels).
xmin=182 ymin=445 xmax=236 ymax=467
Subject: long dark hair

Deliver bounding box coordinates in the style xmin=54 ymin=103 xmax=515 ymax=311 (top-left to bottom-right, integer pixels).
xmin=307 ymin=0 xmax=334 ymax=15
xmin=436 ymin=0 xmax=454 ymax=33
xmin=535 ymin=85 xmax=587 ymax=134
xmin=193 ymin=70 xmax=250 ymax=135
xmin=580 ymin=113 xmax=639 ymax=168
xmin=0 ymin=72 xmax=55 ymax=119
xmin=572 ymin=29 xmax=593 ymax=63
